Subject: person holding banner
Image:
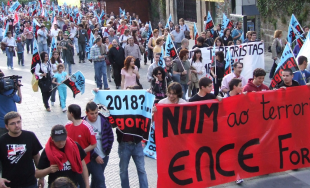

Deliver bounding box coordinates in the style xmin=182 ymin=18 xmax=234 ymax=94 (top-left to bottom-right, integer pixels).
xmin=270 ymin=30 xmax=286 ymax=78
xmin=224 ymin=78 xmax=243 ymax=97
xmin=156 ymin=82 xmax=186 ymax=104
xmin=243 ymin=68 xmax=269 ymax=92
xmin=293 ymin=56 xmax=310 ymax=85
xmin=211 ymin=51 xmax=225 ymax=96
xmin=276 ymin=69 xmax=300 ymax=88
xmin=121 ymin=56 xmax=140 ymax=89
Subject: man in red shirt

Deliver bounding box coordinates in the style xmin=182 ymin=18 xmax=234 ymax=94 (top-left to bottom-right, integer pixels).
xmin=242 ymin=68 xmax=269 ymax=92
xmin=65 ymin=104 xmax=97 ymax=166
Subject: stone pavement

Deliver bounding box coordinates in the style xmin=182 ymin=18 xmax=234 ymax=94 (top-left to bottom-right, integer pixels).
xmin=1 ymin=44 xmax=310 ymax=188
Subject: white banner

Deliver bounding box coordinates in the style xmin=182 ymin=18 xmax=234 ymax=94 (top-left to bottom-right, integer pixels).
xmin=196 ymin=42 xmax=265 ymax=81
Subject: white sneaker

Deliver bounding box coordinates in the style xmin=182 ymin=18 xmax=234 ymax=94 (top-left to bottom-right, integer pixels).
xmin=62 ymin=108 xmax=67 ymax=112
xmin=236 ymin=179 xmax=244 ymax=184
xmin=51 ymin=102 xmax=54 ymax=106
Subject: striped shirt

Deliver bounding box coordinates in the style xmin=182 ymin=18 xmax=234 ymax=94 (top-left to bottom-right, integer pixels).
xmin=90 ymin=44 xmax=105 ymax=62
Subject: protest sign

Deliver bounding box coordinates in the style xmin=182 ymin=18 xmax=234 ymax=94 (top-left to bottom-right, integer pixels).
xmin=64 ymin=71 xmax=85 ymax=98
xmin=93 ymin=90 xmax=155 ymax=140
xmin=143 ymin=123 xmax=157 ymax=159
xmin=199 ymin=41 xmax=264 ymax=81
xmin=155 ymin=86 xmax=310 ymax=188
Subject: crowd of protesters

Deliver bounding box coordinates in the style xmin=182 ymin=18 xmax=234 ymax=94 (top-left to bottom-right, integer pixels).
xmin=1 ymin=1 xmax=310 ymax=188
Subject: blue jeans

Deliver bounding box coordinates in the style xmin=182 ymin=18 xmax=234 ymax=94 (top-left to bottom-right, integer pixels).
xmin=26 ymin=38 xmax=34 ymax=53
xmin=64 ymin=57 xmax=72 ymax=75
xmin=79 ymin=43 xmax=86 ymax=60
xmin=87 ymin=155 xmax=109 ymax=188
xmin=6 ymin=47 xmax=14 ymax=68
xmin=58 ymin=86 xmax=67 ymax=109
xmin=181 ymin=83 xmax=188 ymax=99
xmin=94 ymin=60 xmax=109 ymax=89
xmin=38 ymin=43 xmax=48 ymax=53
xmin=118 ymin=142 xmax=148 ymax=188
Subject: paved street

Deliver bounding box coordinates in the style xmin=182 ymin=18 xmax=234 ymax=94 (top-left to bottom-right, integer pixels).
xmin=1 ymin=43 xmax=310 ymax=188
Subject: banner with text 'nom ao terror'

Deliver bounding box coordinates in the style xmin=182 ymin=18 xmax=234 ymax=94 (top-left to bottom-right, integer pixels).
xmin=155 ymin=86 xmax=310 ymax=188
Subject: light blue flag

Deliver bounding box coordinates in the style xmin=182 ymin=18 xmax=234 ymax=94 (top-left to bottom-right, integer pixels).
xmin=143 ymin=122 xmax=157 ymax=159
xmin=2 ymin=2 xmax=4 ymax=11
xmin=49 ymin=37 xmax=57 ymax=60
xmin=212 ymin=42 xmax=216 ymax=57
xmin=87 ymin=32 xmax=95 ymax=59
xmin=240 ymin=32 xmax=245 ymax=43
xmin=220 ymin=13 xmax=230 ymax=37
xmin=9 ymin=1 xmax=21 ymax=12
xmin=165 ymin=14 xmax=171 ymax=28
xmin=275 ymin=43 xmax=293 ymax=72
xmin=165 ymin=34 xmax=172 ymax=57
xmin=15 ymin=21 xmax=20 ymax=39
xmin=3 ymin=23 xmax=9 ymax=38
xmin=224 ymin=49 xmax=232 ymax=75
xmin=99 ymin=9 xmax=105 ymax=24
xmin=72 ymin=71 xmax=85 ymax=95
xmin=77 ymin=15 xmax=81 ymax=24
xmin=159 ymin=47 xmax=166 ymax=68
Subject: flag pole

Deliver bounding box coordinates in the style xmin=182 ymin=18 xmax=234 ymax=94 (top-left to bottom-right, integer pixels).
xmin=169 ymin=33 xmax=185 ymax=70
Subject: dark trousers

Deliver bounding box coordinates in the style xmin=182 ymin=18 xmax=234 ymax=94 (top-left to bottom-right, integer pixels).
xmin=269 ymin=60 xmax=277 ymax=79
xmin=135 ymin=58 xmax=140 ymax=69
xmin=112 ymin=64 xmax=122 ymax=87
xmin=41 ymin=91 xmax=52 ymax=109
xmin=79 ymin=43 xmax=86 ymax=60
xmin=213 ymin=78 xmax=222 ymax=97
xmin=144 ymin=52 xmax=147 ymax=63
xmin=17 ymin=52 xmax=24 ymax=65
xmin=26 ymin=38 xmax=33 ymax=54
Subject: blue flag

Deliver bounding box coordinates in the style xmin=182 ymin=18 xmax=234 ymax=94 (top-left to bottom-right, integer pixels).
xmin=87 ymin=32 xmax=95 ymax=59
xmin=165 ymin=14 xmax=171 ymax=28
xmin=3 ymin=23 xmax=9 ymax=38
xmin=158 ymin=47 xmax=166 ymax=68
xmin=224 ymin=49 xmax=232 ymax=76
xmin=220 ymin=13 xmax=230 ymax=37
xmin=9 ymin=1 xmax=22 ymax=12
xmin=30 ymin=39 xmax=41 ymax=74
xmin=93 ymin=90 xmax=155 ymax=140
xmin=143 ymin=122 xmax=157 ymax=159
xmin=15 ymin=21 xmax=20 ymax=39
xmin=164 ymin=34 xmax=176 ymax=59
xmin=64 ymin=71 xmax=85 ymax=98
xmin=204 ymin=11 xmax=215 ymax=36
xmin=212 ymin=42 xmax=216 ymax=57
xmin=240 ymin=32 xmax=245 ymax=43
xmin=49 ymin=37 xmax=57 ymax=60
xmin=2 ymin=2 xmax=4 ymax=11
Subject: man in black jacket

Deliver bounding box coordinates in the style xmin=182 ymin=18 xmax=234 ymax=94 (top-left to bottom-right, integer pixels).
xmin=77 ymin=24 xmax=89 ymax=63
xmin=108 ymin=39 xmax=125 ymax=89
xmin=276 ymin=68 xmax=300 ymax=88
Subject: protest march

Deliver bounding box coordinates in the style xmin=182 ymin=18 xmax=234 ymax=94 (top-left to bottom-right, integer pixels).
xmin=1 ymin=0 xmax=310 ymax=187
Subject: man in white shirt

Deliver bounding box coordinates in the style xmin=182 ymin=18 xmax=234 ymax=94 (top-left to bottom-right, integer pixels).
xmin=69 ymin=22 xmax=79 ymax=55
xmin=221 ymin=62 xmax=247 ymax=93
xmin=50 ymin=24 xmax=60 ymax=38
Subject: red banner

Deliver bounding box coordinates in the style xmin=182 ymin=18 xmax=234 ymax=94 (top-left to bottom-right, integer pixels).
xmin=155 ymin=86 xmax=310 ymax=188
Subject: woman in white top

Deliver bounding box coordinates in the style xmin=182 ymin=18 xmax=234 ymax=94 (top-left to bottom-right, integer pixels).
xmin=103 ymin=37 xmax=112 ymax=82
xmin=2 ymin=31 xmax=17 ymax=69
xmin=190 ymin=49 xmax=206 ymax=94
xmin=35 ymin=52 xmax=54 ymax=112
xmin=50 ymin=51 xmax=64 ymax=106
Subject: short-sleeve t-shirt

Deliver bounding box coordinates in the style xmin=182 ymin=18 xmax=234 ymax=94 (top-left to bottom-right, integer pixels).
xmin=65 ymin=120 xmax=97 ymax=164
xmin=121 ymin=66 xmax=138 ymax=89
xmin=0 ymin=131 xmax=42 ymax=187
xmin=0 ymin=89 xmax=21 ymax=128
xmin=189 ymin=93 xmax=216 ymax=102
xmin=53 ymin=71 xmax=68 ymax=86
xmin=37 ymin=142 xmax=86 ymax=186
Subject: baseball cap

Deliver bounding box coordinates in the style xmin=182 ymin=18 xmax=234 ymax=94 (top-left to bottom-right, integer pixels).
xmin=51 ymin=125 xmax=67 ymax=141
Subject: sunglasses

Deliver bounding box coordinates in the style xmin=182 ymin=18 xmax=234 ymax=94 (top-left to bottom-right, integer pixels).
xmin=157 ymin=72 xmax=162 ymax=75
